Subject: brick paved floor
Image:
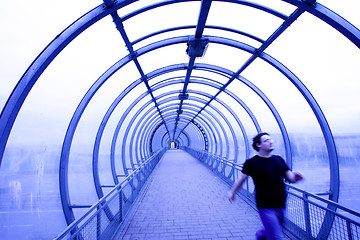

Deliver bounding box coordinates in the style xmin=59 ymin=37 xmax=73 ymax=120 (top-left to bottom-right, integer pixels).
xmin=114 ymin=149 xmax=289 ymax=240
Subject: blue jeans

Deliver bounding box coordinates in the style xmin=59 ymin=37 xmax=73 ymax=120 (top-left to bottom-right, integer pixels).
xmin=256 ymin=208 xmax=285 ymax=240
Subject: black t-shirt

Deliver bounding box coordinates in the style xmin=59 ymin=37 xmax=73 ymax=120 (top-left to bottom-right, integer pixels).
xmin=242 ymin=155 xmax=289 ymax=209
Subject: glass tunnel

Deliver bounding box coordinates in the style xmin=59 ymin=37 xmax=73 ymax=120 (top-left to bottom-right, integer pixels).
xmin=0 ymin=0 xmax=360 ymax=239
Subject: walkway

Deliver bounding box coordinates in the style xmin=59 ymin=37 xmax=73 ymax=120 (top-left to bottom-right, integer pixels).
xmin=114 ymin=149 xmax=289 ymax=240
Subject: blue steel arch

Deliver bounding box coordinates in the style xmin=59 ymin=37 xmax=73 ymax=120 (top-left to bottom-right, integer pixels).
xmin=176 ymin=130 xmax=190 ymax=147
xmin=92 ymin=80 xmax=198 ymax=198
xmin=153 ymin=104 xmax=210 ymax=151
xmin=118 ymin=31 xmax=335 ymax=201
xmin=87 ymin=54 xmax=326 ymax=229
xmin=111 ymin=71 xmax=258 ymax=174
xmin=161 ymin=111 xmax=214 ymax=150
xmin=93 ymin=82 xmax=147 ymax=198
xmin=9 ymin=35 xmax=300 ymax=223
xmin=150 ymin=122 xmax=164 ymax=152
xmin=186 ymin=119 xmax=208 ymax=151
xmin=137 ymin=96 xmax=220 ymax=155
xmin=130 ymin=87 xmax=241 ymax=161
xmin=104 ymin=73 xmax=253 ymax=171
xmin=166 ymin=103 xmax=223 ymax=154
xmin=193 ymin=62 xmax=292 ymax=167
xmin=106 ymin=58 xmax=291 ymax=164
xmin=145 ymin=113 xmax=212 ymax=154
xmin=150 ymin=75 xmax=261 ymax=161
xmin=150 ymin=94 xmax=228 ymax=155
xmin=60 ymin=34 xmax=293 ymax=204
xmin=110 ymin=72 xmax=257 ymax=161
xmin=188 ymin=96 xmax=232 ymax=158
xmin=68 ymin=57 xmax=319 ymax=225
xmin=187 ymin=79 xmax=259 ymax=160
xmin=111 ymin=80 xmax=260 ymax=176
xmin=1 ymin=0 xmax=359 ymax=166
xmin=0 ymin=0 xmax=359 ymax=231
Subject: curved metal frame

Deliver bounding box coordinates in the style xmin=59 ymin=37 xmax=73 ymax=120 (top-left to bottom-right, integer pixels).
xmin=154 ymin=104 xmax=210 ymax=150
xmin=0 ymin=0 xmax=358 ymax=233
xmin=93 ymin=72 xmax=261 ymax=193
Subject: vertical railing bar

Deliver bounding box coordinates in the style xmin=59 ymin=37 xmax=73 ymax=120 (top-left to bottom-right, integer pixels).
xmin=130 ymin=177 xmax=134 ymax=203
xmin=303 ymin=192 xmax=312 ymax=240
xmin=232 ymin=162 xmax=237 ymax=187
xmin=119 ymin=187 xmax=123 ymax=223
xmin=96 ymin=206 xmax=101 ymax=240
xmin=54 ymin=149 xmax=166 ymax=240
xmin=347 ymin=220 xmax=353 ymax=240
xmin=183 ymin=147 xmax=360 ymax=240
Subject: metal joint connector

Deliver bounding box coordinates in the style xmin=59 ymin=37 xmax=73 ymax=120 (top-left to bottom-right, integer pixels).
xmin=179 ymin=93 xmax=189 ymax=100
xmin=186 ymin=37 xmax=209 ymax=58
xmin=103 ymin=0 xmax=116 ymax=8
xmin=130 ymin=51 xmax=138 ymax=59
xmin=301 ymin=0 xmax=316 ymax=6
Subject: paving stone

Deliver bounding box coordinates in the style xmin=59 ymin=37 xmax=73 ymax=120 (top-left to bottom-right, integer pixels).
xmin=115 ymin=149 xmax=288 ymax=239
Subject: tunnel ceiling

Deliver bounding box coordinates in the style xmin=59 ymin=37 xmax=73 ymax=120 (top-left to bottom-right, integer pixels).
xmin=1 ymin=0 xmax=360 ymax=226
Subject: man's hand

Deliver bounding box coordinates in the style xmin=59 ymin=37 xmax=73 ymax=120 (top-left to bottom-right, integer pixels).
xmin=294 ymin=172 xmax=304 ymax=182
xmin=227 ymin=173 xmax=248 ymax=202
xmin=228 ymin=191 xmax=235 ymax=202
xmin=285 ymin=170 xmax=304 ymax=183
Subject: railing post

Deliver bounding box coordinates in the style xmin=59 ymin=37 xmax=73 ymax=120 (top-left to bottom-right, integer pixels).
xmin=185 ymin=148 xmax=360 ymax=240
xmin=97 ymin=205 xmax=101 ymax=240
xmin=128 ymin=177 xmax=134 ymax=203
xmin=118 ymin=187 xmax=123 ymax=223
xmin=220 ymin=159 xmax=225 ymax=175
xmin=230 ymin=162 xmax=235 ymax=183
xmin=347 ymin=220 xmax=353 ymax=240
xmin=303 ymin=192 xmax=312 ymax=240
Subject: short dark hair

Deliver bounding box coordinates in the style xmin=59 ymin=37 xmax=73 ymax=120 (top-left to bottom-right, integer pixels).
xmin=252 ymin=132 xmax=269 ymax=151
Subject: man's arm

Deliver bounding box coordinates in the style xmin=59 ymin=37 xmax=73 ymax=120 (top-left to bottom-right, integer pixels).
xmin=228 ymin=173 xmax=249 ymax=202
xmin=284 ymin=170 xmax=303 ymax=183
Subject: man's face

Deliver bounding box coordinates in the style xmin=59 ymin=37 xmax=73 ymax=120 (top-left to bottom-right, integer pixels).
xmin=258 ymin=135 xmax=274 ymax=152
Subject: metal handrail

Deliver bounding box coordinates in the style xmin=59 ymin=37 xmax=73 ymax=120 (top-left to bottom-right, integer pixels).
xmin=53 ymin=148 xmax=166 ymax=240
xmin=287 ymin=184 xmax=360 ymax=219
xmin=184 ymin=147 xmax=360 ymax=240
xmin=285 ymin=184 xmax=360 ymax=239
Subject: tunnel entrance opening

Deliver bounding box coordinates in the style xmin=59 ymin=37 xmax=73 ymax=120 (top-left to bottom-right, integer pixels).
xmin=169 ymin=140 xmax=179 ymax=149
